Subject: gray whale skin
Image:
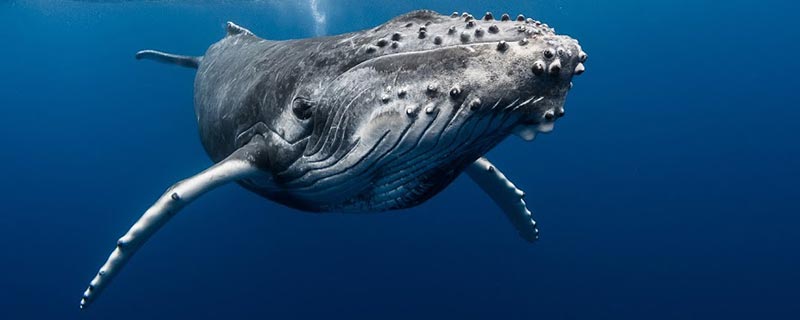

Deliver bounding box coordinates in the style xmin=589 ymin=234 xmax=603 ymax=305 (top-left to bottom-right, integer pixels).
xmin=80 ymin=10 xmax=587 ymax=309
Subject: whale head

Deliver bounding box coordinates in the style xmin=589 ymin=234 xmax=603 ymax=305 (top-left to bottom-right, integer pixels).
xmin=284 ymin=10 xmax=588 ymax=210
xmin=309 ymin=10 xmax=586 ymax=150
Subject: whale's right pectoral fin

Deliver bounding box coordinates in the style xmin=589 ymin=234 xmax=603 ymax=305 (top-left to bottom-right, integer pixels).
xmin=80 ymin=141 xmax=267 ymax=309
xmin=465 ymin=157 xmax=539 ymax=242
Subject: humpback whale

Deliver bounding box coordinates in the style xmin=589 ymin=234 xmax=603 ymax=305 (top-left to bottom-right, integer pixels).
xmin=81 ymin=10 xmax=586 ymax=308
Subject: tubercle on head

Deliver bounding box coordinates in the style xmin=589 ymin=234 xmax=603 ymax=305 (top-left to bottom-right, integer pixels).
xmin=350 ymin=12 xmax=584 ymax=111
xmin=362 ymin=35 xmax=587 ymax=84
xmin=358 ymin=10 xmax=587 ymax=107
xmin=367 ymin=10 xmax=561 ymax=54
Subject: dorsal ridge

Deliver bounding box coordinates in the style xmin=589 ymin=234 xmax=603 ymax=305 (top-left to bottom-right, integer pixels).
xmin=226 ymin=21 xmax=254 ymax=37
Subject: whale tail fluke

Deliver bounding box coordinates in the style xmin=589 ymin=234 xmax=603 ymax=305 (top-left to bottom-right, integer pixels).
xmin=135 ymin=49 xmax=202 ymax=69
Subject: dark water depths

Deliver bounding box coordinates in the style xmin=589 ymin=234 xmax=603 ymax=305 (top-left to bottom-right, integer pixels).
xmin=1 ymin=0 xmax=798 ymax=319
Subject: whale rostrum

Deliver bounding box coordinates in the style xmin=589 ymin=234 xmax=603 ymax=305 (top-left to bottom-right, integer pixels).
xmin=81 ymin=10 xmax=586 ymax=309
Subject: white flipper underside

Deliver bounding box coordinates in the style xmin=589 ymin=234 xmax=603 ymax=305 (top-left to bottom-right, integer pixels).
xmin=465 ymin=157 xmax=539 ymax=242
xmin=80 ymin=151 xmax=261 ymax=309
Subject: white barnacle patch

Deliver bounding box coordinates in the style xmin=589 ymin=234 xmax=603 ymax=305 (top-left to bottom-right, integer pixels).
xmin=513 ymin=125 xmax=537 ymax=141
xmin=536 ymin=122 xmax=554 ymax=133
xmin=574 ymin=63 xmax=586 ymax=75
xmin=469 ymin=98 xmax=482 ymax=110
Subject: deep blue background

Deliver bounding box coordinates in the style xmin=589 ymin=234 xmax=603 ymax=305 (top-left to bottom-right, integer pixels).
xmin=1 ymin=0 xmax=798 ymax=319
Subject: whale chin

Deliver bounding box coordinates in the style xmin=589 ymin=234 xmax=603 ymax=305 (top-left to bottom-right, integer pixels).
xmin=512 ymin=122 xmax=555 ymax=141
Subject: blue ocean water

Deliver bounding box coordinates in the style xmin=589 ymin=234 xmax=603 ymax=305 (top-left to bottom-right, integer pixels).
xmin=1 ymin=0 xmax=798 ymax=319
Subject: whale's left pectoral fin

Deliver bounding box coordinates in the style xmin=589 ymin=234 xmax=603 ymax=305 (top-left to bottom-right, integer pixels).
xmin=135 ymin=50 xmax=202 ymax=69
xmin=80 ymin=142 xmax=266 ymax=309
xmin=465 ymin=157 xmax=539 ymax=242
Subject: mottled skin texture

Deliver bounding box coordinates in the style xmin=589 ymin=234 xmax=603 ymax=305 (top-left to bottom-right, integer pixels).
xmin=197 ymin=10 xmax=584 ymax=212
xmin=81 ymin=10 xmax=587 ymax=309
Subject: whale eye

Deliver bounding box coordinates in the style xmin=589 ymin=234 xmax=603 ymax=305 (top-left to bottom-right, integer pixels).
xmin=292 ymin=97 xmax=314 ymax=120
